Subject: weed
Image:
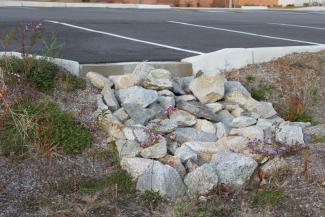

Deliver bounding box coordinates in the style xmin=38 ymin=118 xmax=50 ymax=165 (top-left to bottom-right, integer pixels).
xmin=251 ymin=87 xmax=267 ymax=101
xmin=310 ymin=135 xmax=325 ymax=144
xmin=0 ymin=97 xmax=92 ymax=157
xmin=138 ymin=190 xmax=167 ymax=210
xmin=57 ymin=71 xmax=86 ymax=92
xmin=106 ymin=170 xmax=135 ymax=194
xmin=252 ymin=189 xmax=286 ymax=208
xmin=245 ymin=75 xmax=256 ymax=82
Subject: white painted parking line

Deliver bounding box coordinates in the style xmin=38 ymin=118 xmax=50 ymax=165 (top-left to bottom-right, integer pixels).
xmin=268 ymin=22 xmax=325 ymax=30
xmin=45 ymin=20 xmax=204 ymax=55
xmin=168 ymin=21 xmax=323 ymax=45
xmin=206 ymin=11 xmax=226 ymax=13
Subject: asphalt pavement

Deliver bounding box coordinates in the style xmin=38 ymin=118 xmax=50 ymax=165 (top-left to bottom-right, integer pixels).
xmin=0 ymin=7 xmax=324 ymax=63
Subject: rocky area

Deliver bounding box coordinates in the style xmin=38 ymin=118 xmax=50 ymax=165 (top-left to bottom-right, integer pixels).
xmin=87 ymin=62 xmax=320 ymax=199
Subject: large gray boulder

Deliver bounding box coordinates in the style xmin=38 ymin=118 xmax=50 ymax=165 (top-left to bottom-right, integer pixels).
xmin=116 ymin=86 xmax=158 ymax=108
xmin=98 ymin=111 xmax=125 ymax=140
xmin=136 ymin=161 xmax=186 ymax=199
xmin=174 ymin=128 xmax=217 ymax=143
xmin=177 ymin=100 xmax=219 ymax=122
xmin=215 ymin=110 xmax=234 ymax=128
xmin=210 ymin=150 xmax=258 ymax=189
xmin=184 ymin=164 xmax=219 ymax=195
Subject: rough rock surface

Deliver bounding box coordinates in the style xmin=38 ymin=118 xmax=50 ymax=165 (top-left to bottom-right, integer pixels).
xmin=174 ymin=128 xmax=217 ymax=143
xmin=189 ymin=72 xmax=225 ymax=103
xmin=140 ymin=137 xmax=167 ymax=159
xmin=169 ymin=109 xmax=197 ymax=127
xmin=86 ymin=71 xmax=113 ymax=89
xmin=136 ymin=161 xmax=186 ymax=199
xmin=116 ymin=86 xmax=158 ymax=108
xmin=177 ymin=100 xmax=218 ymax=122
xmin=184 ymin=164 xmax=219 ymax=195
xmin=211 ymin=150 xmax=258 ymax=189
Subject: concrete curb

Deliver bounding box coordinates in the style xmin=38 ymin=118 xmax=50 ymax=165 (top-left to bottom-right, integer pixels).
xmin=0 ymin=1 xmax=171 ymax=9
xmin=241 ymin=6 xmax=268 ymax=9
xmin=0 ymin=52 xmax=80 ymax=75
xmin=181 ymin=45 xmax=325 ymax=75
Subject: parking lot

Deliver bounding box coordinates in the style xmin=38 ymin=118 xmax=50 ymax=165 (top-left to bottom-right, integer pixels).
xmin=0 ymin=7 xmax=324 ymax=63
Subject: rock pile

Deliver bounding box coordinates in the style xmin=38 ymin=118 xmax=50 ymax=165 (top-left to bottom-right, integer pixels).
xmin=87 ymin=63 xmax=309 ymax=199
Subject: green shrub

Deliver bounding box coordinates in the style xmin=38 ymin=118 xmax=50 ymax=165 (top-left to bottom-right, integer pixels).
xmin=245 ymin=75 xmax=256 ymax=82
xmin=0 ymin=97 xmax=92 ymax=157
xmin=251 ymin=87 xmax=267 ymax=101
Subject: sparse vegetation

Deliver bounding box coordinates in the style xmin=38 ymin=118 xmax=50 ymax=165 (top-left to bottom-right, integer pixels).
xmin=138 ymin=190 xmax=167 ymax=210
xmin=0 ymin=97 xmax=92 ymax=157
xmin=245 ymin=74 xmax=256 ymax=82
xmin=251 ymin=87 xmax=267 ymax=101
xmin=252 ymin=189 xmax=286 ymax=208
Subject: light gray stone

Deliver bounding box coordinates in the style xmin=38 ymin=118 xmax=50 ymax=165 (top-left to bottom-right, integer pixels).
xmin=231 ymin=116 xmax=257 ymax=128
xmin=206 ymin=102 xmax=224 ymax=113
xmin=116 ymin=139 xmax=142 ymax=158
xmin=144 ymin=69 xmax=173 ymax=90
xmin=136 ymin=161 xmax=186 ymax=199
xmin=123 ymin=126 xmax=151 ymax=144
xmin=184 ymin=142 xmax=221 ymax=162
xmin=96 ymin=94 xmax=109 ymax=113
xmin=225 ymin=81 xmax=251 ymax=97
xmin=169 ymin=109 xmax=197 ymax=127
xmin=175 ymin=76 xmax=194 ymax=94
xmin=195 ymin=119 xmax=216 ymax=134
xmin=110 ymin=73 xmax=140 ymax=90
xmin=247 ymin=102 xmax=277 ymax=119
xmin=177 ymin=100 xmax=219 ymax=122
xmin=123 ymin=103 xmax=156 ymax=125
xmin=229 ymin=126 xmax=265 ymax=141
xmin=158 ymin=96 xmax=175 ymax=109
xmin=184 ymin=164 xmax=219 ymax=195
xmin=117 ymin=86 xmax=158 ymax=108
xmin=211 ymin=150 xmax=258 ymax=189
xmin=86 ymin=71 xmax=113 ymax=89
xmin=120 ymin=157 xmax=156 ymax=180
xmin=174 ymin=128 xmax=217 ymax=143
xmin=175 ymin=95 xmax=196 ymax=102
xmin=174 ymin=145 xmax=198 ymax=163
xmin=147 ymin=119 xmax=178 ymax=134
xmin=167 ymin=142 xmax=180 ymax=155
xmin=189 ymin=72 xmax=225 ymax=103
xmin=101 ymin=85 xmax=120 ymax=111
xmin=140 ymin=137 xmax=167 ymax=159
xmin=215 ymin=110 xmax=234 ymax=128
xmin=215 ymin=122 xmax=229 ymax=139
xmin=171 ymin=80 xmax=186 ymax=95
xmin=113 ymin=108 xmax=129 ymax=123
xmin=304 ymin=124 xmax=325 ymax=138
xmin=276 ymin=123 xmax=304 ymax=146
xmin=158 ymin=89 xmax=175 ymax=97
xmin=165 ymin=156 xmax=187 ymax=178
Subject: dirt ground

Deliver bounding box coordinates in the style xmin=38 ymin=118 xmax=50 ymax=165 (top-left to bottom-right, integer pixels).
xmin=1 ymin=52 xmax=325 ymax=217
